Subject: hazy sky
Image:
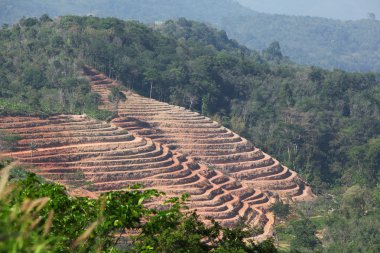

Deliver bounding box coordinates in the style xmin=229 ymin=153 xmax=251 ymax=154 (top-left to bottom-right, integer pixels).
xmin=237 ymin=0 xmax=380 ymax=20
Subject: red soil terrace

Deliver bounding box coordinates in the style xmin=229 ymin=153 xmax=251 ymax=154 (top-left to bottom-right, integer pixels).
xmin=82 ymin=67 xmax=314 ymax=202
xmin=0 ymin=66 xmax=314 ymax=240
xmin=0 ymin=115 xmax=274 ymax=238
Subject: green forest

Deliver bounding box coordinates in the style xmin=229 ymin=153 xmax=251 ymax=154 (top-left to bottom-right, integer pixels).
xmin=0 ymin=16 xmax=379 ymax=252
xmin=1 ymin=0 xmax=380 ymax=72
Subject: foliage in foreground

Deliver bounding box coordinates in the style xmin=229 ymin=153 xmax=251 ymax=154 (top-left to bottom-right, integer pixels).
xmin=0 ymin=160 xmax=277 ymax=253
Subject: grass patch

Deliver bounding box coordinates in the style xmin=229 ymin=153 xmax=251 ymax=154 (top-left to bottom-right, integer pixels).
xmin=85 ymin=109 xmax=114 ymax=121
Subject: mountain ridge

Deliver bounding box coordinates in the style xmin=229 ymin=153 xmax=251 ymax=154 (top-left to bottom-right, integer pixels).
xmin=1 ymin=0 xmax=380 ymax=72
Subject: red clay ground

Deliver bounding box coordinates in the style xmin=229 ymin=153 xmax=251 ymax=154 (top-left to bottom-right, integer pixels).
xmin=0 ymin=114 xmax=275 ymax=239
xmin=82 ymin=67 xmax=314 ymax=203
xmin=0 ymin=66 xmax=314 ymax=241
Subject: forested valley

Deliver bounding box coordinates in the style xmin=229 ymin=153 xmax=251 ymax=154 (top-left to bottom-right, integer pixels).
xmin=0 ymin=16 xmax=379 ymax=252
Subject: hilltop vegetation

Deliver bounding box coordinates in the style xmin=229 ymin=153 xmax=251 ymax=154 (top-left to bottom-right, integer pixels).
xmin=0 ymin=16 xmax=379 ymax=251
xmin=1 ymin=0 xmax=380 ymax=72
xmin=0 ymin=15 xmax=110 ymax=119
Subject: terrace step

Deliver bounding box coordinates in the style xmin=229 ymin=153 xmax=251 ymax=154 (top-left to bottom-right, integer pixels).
xmin=0 ymin=112 xmax=275 ymax=238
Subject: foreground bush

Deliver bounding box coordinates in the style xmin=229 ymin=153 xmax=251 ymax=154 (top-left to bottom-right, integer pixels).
xmin=0 ymin=161 xmax=277 ymax=253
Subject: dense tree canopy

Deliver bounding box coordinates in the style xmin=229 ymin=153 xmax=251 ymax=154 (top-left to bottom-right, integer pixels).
xmin=1 ymin=0 xmax=380 ymax=72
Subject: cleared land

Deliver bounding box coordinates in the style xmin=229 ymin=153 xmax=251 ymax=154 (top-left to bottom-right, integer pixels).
xmin=0 ymin=67 xmax=314 ymax=240
xmin=82 ymin=67 xmax=313 ymax=202
xmin=0 ymin=114 xmax=274 ymax=237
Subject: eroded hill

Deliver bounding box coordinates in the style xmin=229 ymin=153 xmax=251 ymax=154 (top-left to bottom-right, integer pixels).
xmin=0 ymin=66 xmax=314 ymax=240
xmin=83 ymin=67 xmax=314 ymax=202
xmin=0 ymin=114 xmax=277 ymax=238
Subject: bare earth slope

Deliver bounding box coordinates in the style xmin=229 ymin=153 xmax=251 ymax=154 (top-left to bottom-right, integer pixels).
xmin=0 ymin=66 xmax=313 ymax=240
xmin=0 ymin=114 xmax=275 ymax=237
xmin=82 ymin=67 xmax=314 ymax=202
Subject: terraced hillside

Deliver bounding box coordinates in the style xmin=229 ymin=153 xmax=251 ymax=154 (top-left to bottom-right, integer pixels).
xmin=0 ymin=114 xmax=275 ymax=237
xmin=83 ymin=67 xmax=314 ymax=202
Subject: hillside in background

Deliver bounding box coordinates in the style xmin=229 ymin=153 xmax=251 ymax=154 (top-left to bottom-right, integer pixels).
xmin=1 ymin=16 xmax=379 ymax=251
xmin=222 ymin=14 xmax=380 ymax=72
xmin=0 ymin=0 xmax=251 ymax=25
xmin=1 ymin=0 xmax=380 ymax=72
xmin=238 ymin=0 xmax=380 ymax=21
